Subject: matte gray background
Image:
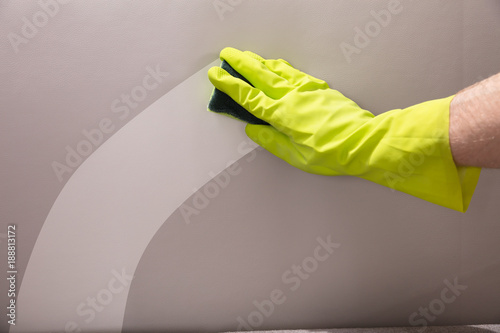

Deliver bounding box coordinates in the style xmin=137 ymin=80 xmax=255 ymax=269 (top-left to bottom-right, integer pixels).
xmin=1 ymin=0 xmax=499 ymax=332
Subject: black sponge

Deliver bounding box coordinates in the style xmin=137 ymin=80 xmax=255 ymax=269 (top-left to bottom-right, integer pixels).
xmin=208 ymin=60 xmax=269 ymax=125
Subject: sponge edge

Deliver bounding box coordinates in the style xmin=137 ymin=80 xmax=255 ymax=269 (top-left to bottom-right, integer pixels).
xmin=208 ymin=60 xmax=269 ymax=125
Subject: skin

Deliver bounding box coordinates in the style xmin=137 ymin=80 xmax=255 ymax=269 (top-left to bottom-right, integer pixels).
xmin=449 ymin=72 xmax=500 ymax=168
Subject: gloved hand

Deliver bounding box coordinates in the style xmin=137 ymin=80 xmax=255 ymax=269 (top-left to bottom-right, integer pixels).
xmin=207 ymin=47 xmax=481 ymax=212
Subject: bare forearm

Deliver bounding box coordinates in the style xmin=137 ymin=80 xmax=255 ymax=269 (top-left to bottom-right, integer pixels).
xmin=449 ymin=72 xmax=500 ymax=168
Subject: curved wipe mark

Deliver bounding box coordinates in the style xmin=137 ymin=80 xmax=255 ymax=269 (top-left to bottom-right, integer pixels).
xmin=11 ymin=60 xmax=257 ymax=332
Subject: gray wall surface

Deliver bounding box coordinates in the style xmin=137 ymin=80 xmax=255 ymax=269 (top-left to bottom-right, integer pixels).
xmin=1 ymin=1 xmax=499 ymax=332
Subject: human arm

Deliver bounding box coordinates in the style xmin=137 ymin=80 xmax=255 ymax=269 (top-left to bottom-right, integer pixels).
xmin=207 ymin=47 xmax=482 ymax=212
xmin=450 ymin=73 xmax=500 ymax=168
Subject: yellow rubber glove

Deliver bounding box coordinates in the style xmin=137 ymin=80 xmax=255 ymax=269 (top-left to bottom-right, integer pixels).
xmin=208 ymin=47 xmax=481 ymax=212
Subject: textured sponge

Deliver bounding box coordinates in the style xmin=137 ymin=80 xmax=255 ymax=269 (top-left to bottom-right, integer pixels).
xmin=208 ymin=60 xmax=269 ymax=125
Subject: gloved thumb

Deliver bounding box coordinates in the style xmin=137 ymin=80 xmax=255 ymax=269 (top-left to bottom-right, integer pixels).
xmin=245 ymin=123 xmax=309 ymax=170
xmin=245 ymin=123 xmax=344 ymax=176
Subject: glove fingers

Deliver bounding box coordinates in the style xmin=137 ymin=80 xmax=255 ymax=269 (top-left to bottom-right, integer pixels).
xmin=264 ymin=59 xmax=329 ymax=89
xmin=242 ymin=52 xmax=290 ymax=68
xmin=208 ymin=66 xmax=271 ymax=113
xmin=220 ymin=47 xmax=293 ymax=99
xmin=245 ymin=124 xmax=299 ymax=162
xmin=263 ymin=59 xmax=309 ymax=86
xmin=243 ymin=50 xmax=265 ymax=62
xmin=277 ymin=58 xmax=292 ymax=67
